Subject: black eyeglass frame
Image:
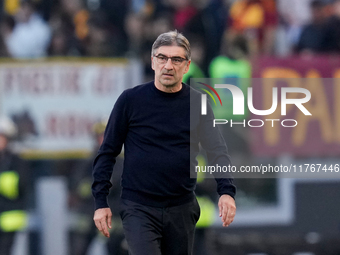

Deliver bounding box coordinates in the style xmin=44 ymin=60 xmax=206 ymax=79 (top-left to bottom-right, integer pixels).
xmin=154 ymin=54 xmax=188 ymax=65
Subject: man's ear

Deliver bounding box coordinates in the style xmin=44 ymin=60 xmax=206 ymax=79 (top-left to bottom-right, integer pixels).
xmin=151 ymin=56 xmax=155 ymax=71
xmin=184 ymin=60 xmax=191 ymax=74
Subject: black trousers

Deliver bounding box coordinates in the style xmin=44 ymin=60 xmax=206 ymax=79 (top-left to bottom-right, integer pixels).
xmin=119 ymin=198 xmax=200 ymax=255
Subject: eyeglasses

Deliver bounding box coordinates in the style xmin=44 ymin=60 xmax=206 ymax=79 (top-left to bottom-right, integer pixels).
xmin=154 ymin=54 xmax=188 ymax=65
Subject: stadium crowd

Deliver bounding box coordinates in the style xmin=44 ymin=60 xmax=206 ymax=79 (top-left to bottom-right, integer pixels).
xmin=1 ymin=0 xmax=340 ymax=76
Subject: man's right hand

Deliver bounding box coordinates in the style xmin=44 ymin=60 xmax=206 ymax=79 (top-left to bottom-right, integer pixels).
xmin=93 ymin=207 xmax=112 ymax=238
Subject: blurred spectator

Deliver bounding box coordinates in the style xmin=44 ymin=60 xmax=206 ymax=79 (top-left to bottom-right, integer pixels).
xmin=168 ymin=0 xmax=197 ymax=30
xmin=3 ymin=0 xmax=51 ymax=58
xmin=99 ymin=0 xmax=129 ymax=31
xmin=96 ymin=0 xmax=129 ymax=53
xmin=85 ymin=11 xmax=123 ymax=57
xmin=276 ymin=0 xmax=312 ymax=55
xmin=322 ymin=0 xmax=340 ymax=53
xmin=69 ymin=119 xmax=127 ymax=255
xmin=210 ymin=31 xmax=251 ymax=77
xmin=48 ymin=9 xmax=84 ymax=56
xmin=0 ymin=116 xmax=28 ymax=255
xmin=59 ymin=0 xmax=125 ymax=57
xmin=295 ymin=0 xmax=327 ymax=54
xmin=124 ymin=12 xmax=146 ymax=57
xmin=278 ymin=0 xmax=312 ymax=26
xmin=184 ymin=0 xmax=228 ymax=74
xmin=182 ymin=34 xmax=205 ymax=84
xmin=48 ymin=28 xmax=77 ymax=56
xmin=60 ymin=0 xmax=89 ymax=41
xmin=227 ymin=0 xmax=278 ymax=56
xmin=11 ymin=110 xmax=38 ymax=141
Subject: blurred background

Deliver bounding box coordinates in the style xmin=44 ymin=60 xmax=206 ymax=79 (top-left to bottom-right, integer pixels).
xmin=0 ymin=0 xmax=339 ymax=254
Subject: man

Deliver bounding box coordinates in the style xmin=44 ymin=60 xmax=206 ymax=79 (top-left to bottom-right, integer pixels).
xmin=92 ymin=30 xmax=236 ymax=255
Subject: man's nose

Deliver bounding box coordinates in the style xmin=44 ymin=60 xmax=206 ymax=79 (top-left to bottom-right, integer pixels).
xmin=164 ymin=58 xmax=174 ymax=69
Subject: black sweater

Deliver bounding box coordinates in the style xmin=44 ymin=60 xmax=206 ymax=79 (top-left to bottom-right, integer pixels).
xmin=92 ymin=81 xmax=236 ymax=209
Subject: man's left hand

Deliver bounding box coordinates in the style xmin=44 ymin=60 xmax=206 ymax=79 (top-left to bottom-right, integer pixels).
xmin=218 ymin=194 xmax=236 ymax=227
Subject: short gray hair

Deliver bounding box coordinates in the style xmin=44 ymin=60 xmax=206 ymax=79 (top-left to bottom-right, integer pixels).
xmin=151 ymin=30 xmax=191 ymax=60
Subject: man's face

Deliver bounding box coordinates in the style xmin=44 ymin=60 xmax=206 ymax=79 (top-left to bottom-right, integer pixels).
xmin=152 ymin=46 xmax=191 ymax=90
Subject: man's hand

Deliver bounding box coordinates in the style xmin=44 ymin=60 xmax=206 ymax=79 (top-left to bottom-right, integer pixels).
xmin=93 ymin=208 xmax=112 ymax=237
xmin=218 ymin=194 xmax=236 ymax=227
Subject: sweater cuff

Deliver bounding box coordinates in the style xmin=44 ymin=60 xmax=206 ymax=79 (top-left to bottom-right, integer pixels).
xmin=219 ymin=191 xmax=236 ymax=200
xmin=217 ymin=183 xmax=236 ymax=200
xmin=95 ymin=197 xmax=109 ymax=210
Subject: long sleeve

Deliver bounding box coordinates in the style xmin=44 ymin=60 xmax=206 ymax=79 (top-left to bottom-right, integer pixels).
xmin=92 ymin=91 xmax=129 ymax=210
xmin=198 ymin=100 xmax=236 ymax=199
